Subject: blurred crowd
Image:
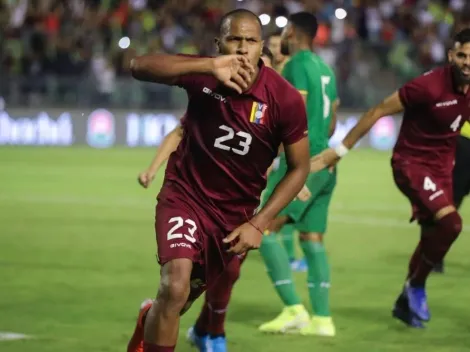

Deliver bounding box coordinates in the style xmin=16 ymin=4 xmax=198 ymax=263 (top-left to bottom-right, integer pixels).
xmin=0 ymin=0 xmax=469 ymax=109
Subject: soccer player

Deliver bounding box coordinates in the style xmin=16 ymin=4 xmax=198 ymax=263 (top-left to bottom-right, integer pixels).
xmin=258 ymin=12 xmax=339 ymax=336
xmin=134 ymin=47 xmax=275 ymax=352
xmin=310 ymin=29 xmax=470 ymax=328
xmin=267 ymin=31 xmax=289 ymax=74
xmin=127 ymin=9 xmax=310 ymax=352
xmin=266 ymin=30 xmax=306 ymax=271
xmin=433 ymin=20 xmax=470 ymax=274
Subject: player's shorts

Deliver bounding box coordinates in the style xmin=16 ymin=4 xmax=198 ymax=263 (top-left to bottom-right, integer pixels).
xmin=155 ymin=180 xmax=236 ymax=302
xmin=262 ymin=155 xmax=336 ymax=234
xmin=392 ymin=159 xmax=453 ymax=224
xmin=453 ymin=136 xmax=470 ymax=207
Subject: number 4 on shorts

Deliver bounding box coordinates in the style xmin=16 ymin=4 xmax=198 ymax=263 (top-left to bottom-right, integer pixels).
xmin=423 ymin=176 xmax=437 ymax=192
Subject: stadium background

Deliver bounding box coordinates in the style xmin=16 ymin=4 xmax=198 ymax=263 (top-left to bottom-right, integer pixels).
xmin=1 ymin=0 xmax=469 ymax=351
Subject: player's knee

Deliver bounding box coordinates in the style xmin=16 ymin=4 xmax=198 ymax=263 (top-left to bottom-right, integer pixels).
xmin=437 ymin=211 xmax=463 ymax=242
xmin=157 ymin=259 xmax=192 ymax=308
xmin=299 ymin=232 xmax=323 ymax=243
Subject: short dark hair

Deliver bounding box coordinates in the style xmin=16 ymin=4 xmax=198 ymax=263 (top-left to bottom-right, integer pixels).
xmin=267 ymin=30 xmax=283 ymax=40
xmin=218 ymin=9 xmax=262 ymax=35
xmin=289 ymin=12 xmax=318 ymax=41
xmin=261 ymin=46 xmax=274 ymax=63
xmin=453 ymin=28 xmax=470 ymax=44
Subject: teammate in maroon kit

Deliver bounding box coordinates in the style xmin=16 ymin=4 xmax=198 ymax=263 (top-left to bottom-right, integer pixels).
xmin=310 ymin=29 xmax=470 ymax=328
xmin=127 ymin=9 xmax=309 ymax=352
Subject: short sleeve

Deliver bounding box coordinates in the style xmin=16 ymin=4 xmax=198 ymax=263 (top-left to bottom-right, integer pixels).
xmin=398 ymin=73 xmax=432 ymax=108
xmin=279 ymin=88 xmax=308 ymax=145
xmin=283 ymin=60 xmax=308 ymax=96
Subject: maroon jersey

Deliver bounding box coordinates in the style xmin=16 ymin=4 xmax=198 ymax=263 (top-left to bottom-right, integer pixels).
xmin=395 ymin=65 xmax=470 ymax=174
xmin=163 ymin=59 xmax=307 ymax=231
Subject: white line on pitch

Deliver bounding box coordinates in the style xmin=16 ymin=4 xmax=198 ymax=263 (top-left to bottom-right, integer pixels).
xmin=0 ymin=332 xmax=31 ymax=341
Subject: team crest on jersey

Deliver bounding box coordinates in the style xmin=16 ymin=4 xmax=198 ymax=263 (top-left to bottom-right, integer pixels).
xmin=249 ymin=102 xmax=267 ymax=125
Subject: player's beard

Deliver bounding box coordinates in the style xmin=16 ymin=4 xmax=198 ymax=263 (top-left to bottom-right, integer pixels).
xmin=452 ymin=63 xmax=470 ymax=85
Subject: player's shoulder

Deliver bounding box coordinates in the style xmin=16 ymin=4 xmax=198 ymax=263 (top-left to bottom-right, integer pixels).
xmin=263 ymin=67 xmax=304 ymax=106
xmin=412 ymin=66 xmax=448 ymax=89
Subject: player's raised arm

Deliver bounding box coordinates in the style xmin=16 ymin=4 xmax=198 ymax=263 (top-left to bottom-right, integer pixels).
xmin=310 ymin=91 xmax=404 ymax=172
xmin=137 ymin=124 xmax=183 ymax=189
xmin=130 ymin=54 xmax=255 ymax=93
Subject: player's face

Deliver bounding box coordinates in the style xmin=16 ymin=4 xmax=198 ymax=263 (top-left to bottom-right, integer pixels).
xmin=268 ymin=35 xmax=284 ymax=62
xmin=280 ymin=23 xmax=292 ymax=56
xmin=449 ymin=42 xmax=470 ymax=84
xmin=216 ymin=16 xmax=263 ymax=68
xmin=261 ymin=55 xmax=272 ymax=68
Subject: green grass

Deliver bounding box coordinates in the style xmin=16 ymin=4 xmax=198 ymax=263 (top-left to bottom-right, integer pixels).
xmin=0 ymin=147 xmax=469 ymax=352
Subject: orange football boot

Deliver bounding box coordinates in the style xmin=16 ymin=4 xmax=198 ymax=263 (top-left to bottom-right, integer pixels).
xmin=127 ymin=299 xmax=153 ymax=352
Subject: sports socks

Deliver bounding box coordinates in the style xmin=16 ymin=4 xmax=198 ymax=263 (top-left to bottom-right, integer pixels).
xmin=301 ymin=240 xmax=331 ymax=317
xmin=195 ymin=257 xmax=241 ymax=336
xmin=409 ymin=212 xmax=462 ymax=286
xmin=280 ymin=224 xmax=297 ymax=261
xmin=259 ymin=234 xmax=301 ymax=306
xmin=143 ymin=342 xmax=175 ymax=352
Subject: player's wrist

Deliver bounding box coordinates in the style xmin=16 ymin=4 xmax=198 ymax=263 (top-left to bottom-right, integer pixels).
xmin=249 ymin=214 xmax=270 ymax=232
xmin=334 ymin=143 xmax=349 ymax=158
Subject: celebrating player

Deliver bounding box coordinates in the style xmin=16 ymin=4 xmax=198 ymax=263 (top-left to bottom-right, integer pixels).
xmin=433 ymin=20 xmax=470 ymax=274
xmin=133 ymin=47 xmax=275 ymax=352
xmin=310 ymin=29 xmax=470 ymax=328
xmin=258 ymin=12 xmax=339 ymax=336
xmin=127 ymin=9 xmax=310 ymax=352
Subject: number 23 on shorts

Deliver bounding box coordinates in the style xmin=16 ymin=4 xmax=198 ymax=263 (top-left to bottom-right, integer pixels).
xmin=167 ymin=216 xmax=198 ymax=243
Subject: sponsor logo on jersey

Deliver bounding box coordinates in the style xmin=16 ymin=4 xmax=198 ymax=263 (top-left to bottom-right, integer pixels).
xmin=86 ymin=109 xmax=115 ymax=148
xmin=249 ymin=102 xmax=267 ymax=125
xmin=203 ymin=87 xmax=227 ymax=103
xmin=436 ymin=99 xmax=457 ymax=107
xmin=369 ymin=115 xmax=396 ymax=150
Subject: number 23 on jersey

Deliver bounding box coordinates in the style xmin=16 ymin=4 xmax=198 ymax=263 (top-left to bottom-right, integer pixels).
xmin=214 ymin=125 xmax=253 ymax=156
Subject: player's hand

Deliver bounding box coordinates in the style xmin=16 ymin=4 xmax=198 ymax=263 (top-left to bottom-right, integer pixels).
xmin=310 ymin=148 xmax=340 ymax=173
xmin=295 ymin=184 xmax=311 ymax=202
xmin=212 ymin=55 xmax=255 ymax=94
xmin=137 ymin=169 xmax=156 ymax=188
xmin=223 ymin=222 xmax=263 ymax=254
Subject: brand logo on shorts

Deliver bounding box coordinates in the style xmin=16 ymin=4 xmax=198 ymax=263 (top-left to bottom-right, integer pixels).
xmin=170 ymin=242 xmax=192 ymax=249
xmin=369 ymin=115 xmax=396 ymax=150
xmin=86 ymin=109 xmax=115 ymax=148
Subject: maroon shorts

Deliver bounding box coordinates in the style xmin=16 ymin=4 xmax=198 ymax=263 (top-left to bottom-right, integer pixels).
xmin=155 ymin=181 xmax=238 ymax=301
xmin=392 ymin=161 xmax=453 ymax=223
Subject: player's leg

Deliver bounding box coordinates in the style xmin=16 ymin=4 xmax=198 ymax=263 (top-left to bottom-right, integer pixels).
xmin=189 ymin=257 xmax=242 ymax=352
xmin=281 ymin=224 xmax=307 ymax=272
xmin=393 ymin=169 xmax=462 ymax=325
xmin=297 ymin=171 xmax=336 ymax=337
xmin=128 ymin=198 xmax=206 ymax=352
xmin=258 ymin=171 xmax=331 ymax=333
xmin=143 ymin=258 xmax=193 ymax=351
xmin=258 ymin=224 xmax=309 ymax=333
xmin=434 ymin=136 xmax=470 ymax=273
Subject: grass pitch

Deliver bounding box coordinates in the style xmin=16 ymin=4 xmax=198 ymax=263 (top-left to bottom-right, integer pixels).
xmin=0 ymin=147 xmax=469 ymax=352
